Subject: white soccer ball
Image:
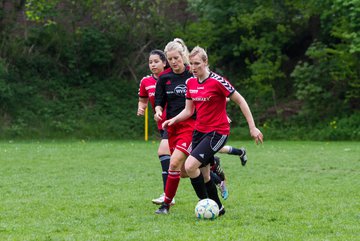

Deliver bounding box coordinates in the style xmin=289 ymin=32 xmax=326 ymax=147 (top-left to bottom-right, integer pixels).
xmin=195 ymin=198 xmax=219 ymax=220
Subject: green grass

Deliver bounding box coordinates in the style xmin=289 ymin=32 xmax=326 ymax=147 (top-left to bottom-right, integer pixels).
xmin=0 ymin=140 xmax=359 ymax=240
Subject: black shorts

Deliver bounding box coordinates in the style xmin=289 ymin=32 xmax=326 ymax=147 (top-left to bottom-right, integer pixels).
xmin=191 ymin=130 xmax=228 ymax=167
xmin=159 ymin=129 xmax=169 ymax=139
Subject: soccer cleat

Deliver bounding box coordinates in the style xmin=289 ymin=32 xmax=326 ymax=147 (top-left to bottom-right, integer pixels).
xmin=155 ymin=202 xmax=170 ymax=215
xmin=218 ymin=206 xmax=226 ymax=216
xmin=239 ymin=148 xmax=248 ymax=166
xmin=152 ymin=193 xmax=175 ymax=205
xmin=218 ymin=181 xmax=229 ymax=200
xmin=212 ymin=156 xmax=225 ymax=181
xmin=152 ymin=193 xmax=164 ymax=205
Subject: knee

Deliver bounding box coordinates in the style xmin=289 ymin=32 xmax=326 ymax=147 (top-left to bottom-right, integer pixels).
xmin=203 ymin=172 xmax=211 ymax=182
xmin=169 ymin=159 xmax=182 ymax=170
xmin=169 ymin=163 xmax=178 ymax=170
xmin=184 ymin=161 xmax=191 ymax=173
xmin=157 ymin=147 xmax=169 ymax=156
xmin=184 ymin=159 xmax=197 ymax=174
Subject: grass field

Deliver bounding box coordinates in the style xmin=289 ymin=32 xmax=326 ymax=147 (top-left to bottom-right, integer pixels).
xmin=0 ymin=140 xmax=359 ymax=240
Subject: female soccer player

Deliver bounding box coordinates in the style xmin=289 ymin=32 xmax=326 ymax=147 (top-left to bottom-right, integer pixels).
xmin=137 ymin=50 xmax=175 ymax=205
xmin=154 ymin=39 xmax=249 ymax=214
xmin=162 ymin=46 xmax=263 ymax=216
xmin=138 ymin=49 xmax=228 ymax=206
xmin=154 ymin=38 xmax=194 ymax=214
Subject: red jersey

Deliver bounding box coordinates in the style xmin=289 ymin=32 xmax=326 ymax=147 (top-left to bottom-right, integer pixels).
xmin=186 ymin=72 xmax=235 ymax=135
xmin=138 ymin=74 xmax=166 ymax=130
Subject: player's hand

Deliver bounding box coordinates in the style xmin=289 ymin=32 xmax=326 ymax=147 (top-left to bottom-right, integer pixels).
xmin=162 ymin=118 xmax=176 ymax=129
xmin=137 ymin=107 xmax=145 ymax=116
xmin=154 ymin=111 xmax=162 ymax=122
xmin=250 ymin=127 xmax=263 ymax=144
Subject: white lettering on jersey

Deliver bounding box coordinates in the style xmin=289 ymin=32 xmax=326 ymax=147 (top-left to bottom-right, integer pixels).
xmin=174 ymin=84 xmax=187 ymax=96
xmin=145 ymin=85 xmax=156 ymax=90
xmin=192 ymin=96 xmax=211 ymax=102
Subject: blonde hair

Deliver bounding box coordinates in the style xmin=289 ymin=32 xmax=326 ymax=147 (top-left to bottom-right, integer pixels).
xmin=189 ymin=46 xmax=208 ymax=63
xmin=164 ymin=38 xmax=189 ymax=65
xmin=190 ymin=46 xmax=210 ymax=71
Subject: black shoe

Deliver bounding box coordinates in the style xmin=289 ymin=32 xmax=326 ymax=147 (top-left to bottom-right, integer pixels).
xmin=219 ymin=206 xmax=225 ymax=216
xmin=213 ymin=156 xmax=225 ymax=180
xmin=155 ymin=202 xmax=170 ymax=215
xmin=239 ymin=148 xmax=247 ymax=166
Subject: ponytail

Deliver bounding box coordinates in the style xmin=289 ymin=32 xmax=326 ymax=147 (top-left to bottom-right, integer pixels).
xmin=164 ymin=38 xmax=189 ymax=65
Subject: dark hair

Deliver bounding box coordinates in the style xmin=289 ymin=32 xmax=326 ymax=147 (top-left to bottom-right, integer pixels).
xmin=150 ymin=49 xmax=170 ymax=69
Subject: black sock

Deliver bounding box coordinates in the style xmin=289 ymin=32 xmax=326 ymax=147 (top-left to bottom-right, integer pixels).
xmin=228 ymin=147 xmax=243 ymax=156
xmin=210 ymin=171 xmax=221 ymax=185
xmin=159 ymin=155 xmax=170 ymax=191
xmin=190 ymin=173 xmax=207 ymax=200
xmin=205 ymin=178 xmax=222 ymax=209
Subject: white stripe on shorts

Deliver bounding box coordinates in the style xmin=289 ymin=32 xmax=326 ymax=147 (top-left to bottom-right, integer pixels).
xmin=211 ymin=133 xmax=227 ymax=151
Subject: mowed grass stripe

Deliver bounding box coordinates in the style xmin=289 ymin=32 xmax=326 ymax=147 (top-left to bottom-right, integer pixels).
xmin=0 ymin=140 xmax=359 ymax=240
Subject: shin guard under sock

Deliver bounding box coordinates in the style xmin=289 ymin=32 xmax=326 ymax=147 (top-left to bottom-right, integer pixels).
xmin=190 ymin=173 xmax=208 ymax=200
xmin=164 ymin=170 xmax=180 ymax=205
xmin=228 ymin=146 xmax=244 ymax=156
xmin=205 ymin=178 xmax=223 ymax=209
xmin=159 ymin=155 xmax=170 ymax=191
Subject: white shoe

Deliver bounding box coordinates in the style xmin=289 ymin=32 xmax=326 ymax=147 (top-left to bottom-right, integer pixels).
xmin=218 ymin=181 xmax=229 ymax=200
xmin=152 ymin=193 xmax=175 ymax=205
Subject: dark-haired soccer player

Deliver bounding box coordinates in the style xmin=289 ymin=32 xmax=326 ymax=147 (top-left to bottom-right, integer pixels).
xmin=137 ymin=49 xmax=175 ymax=205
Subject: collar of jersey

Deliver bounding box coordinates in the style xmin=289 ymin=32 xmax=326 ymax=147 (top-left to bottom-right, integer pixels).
xmin=197 ymin=72 xmax=212 ymax=84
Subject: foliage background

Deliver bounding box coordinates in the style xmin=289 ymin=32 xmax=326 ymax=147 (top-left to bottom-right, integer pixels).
xmin=0 ymin=0 xmax=359 ymax=140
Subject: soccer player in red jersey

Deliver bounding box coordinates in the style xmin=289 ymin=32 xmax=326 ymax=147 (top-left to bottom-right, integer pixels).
xmin=163 ymin=46 xmax=263 ymax=216
xmin=139 ymin=49 xmax=228 ymax=208
xmin=137 ymin=50 xmax=175 ymax=205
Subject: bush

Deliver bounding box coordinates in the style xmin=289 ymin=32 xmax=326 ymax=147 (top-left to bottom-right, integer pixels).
xmin=257 ymin=112 xmax=360 ymax=141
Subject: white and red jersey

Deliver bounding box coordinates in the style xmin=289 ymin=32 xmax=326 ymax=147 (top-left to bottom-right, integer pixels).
xmin=186 ymin=72 xmax=235 ymax=135
xmin=138 ymin=74 xmax=166 ymax=130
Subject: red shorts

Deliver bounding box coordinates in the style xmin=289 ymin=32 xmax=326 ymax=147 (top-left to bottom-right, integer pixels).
xmin=167 ymin=119 xmax=195 ymax=155
xmin=156 ymin=110 xmax=167 ymax=130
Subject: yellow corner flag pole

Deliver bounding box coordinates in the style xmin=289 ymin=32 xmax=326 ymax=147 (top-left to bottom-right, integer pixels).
xmin=145 ymin=106 xmax=148 ymax=141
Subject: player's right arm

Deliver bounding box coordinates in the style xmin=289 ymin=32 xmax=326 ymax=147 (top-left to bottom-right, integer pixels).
xmin=162 ymin=99 xmax=195 ymax=128
xmin=154 ymin=75 xmax=167 ymax=122
xmin=137 ymin=97 xmax=148 ymax=116
xmin=137 ymin=77 xmax=150 ymax=116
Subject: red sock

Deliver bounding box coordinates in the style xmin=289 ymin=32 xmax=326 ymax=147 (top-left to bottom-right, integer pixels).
xmin=164 ymin=170 xmax=180 ymax=205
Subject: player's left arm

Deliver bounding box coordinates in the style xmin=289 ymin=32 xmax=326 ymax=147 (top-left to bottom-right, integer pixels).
xmin=230 ymin=91 xmax=263 ymax=144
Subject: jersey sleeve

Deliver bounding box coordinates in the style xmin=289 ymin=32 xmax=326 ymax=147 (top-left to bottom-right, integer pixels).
xmin=216 ymin=76 xmax=235 ymax=97
xmin=138 ymin=78 xmax=148 ymax=98
xmin=155 ymin=75 xmax=167 ymax=108
xmin=185 ymin=78 xmax=192 ymax=99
